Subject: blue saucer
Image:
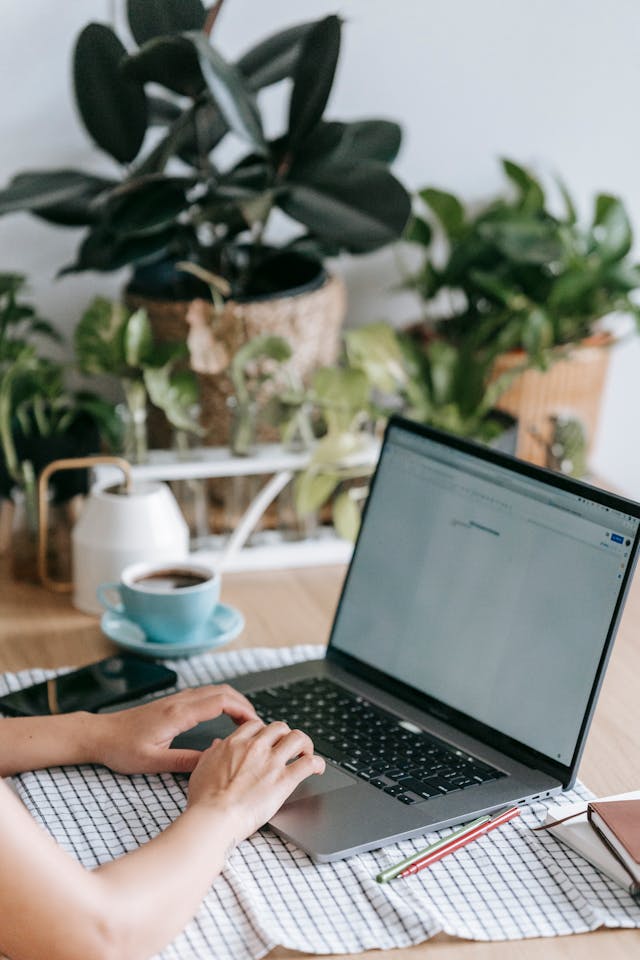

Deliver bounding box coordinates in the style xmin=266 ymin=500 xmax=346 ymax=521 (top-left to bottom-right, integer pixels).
xmin=100 ymin=603 xmax=245 ymax=659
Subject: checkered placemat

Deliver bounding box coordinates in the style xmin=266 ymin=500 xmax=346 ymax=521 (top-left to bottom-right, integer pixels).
xmin=4 ymin=645 xmax=640 ymax=959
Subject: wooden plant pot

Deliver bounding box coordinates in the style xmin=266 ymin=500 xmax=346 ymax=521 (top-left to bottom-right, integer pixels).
xmin=491 ymin=334 xmax=612 ymax=467
xmin=126 ymin=273 xmax=347 ymax=447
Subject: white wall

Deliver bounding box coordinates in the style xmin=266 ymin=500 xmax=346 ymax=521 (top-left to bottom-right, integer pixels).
xmin=1 ymin=0 xmax=639 ymax=493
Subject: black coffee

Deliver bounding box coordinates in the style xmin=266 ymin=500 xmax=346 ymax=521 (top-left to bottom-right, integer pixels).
xmin=133 ymin=570 xmax=209 ymax=592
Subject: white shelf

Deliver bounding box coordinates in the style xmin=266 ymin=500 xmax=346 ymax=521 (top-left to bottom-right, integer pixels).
xmin=91 ymin=442 xmax=377 ymax=572
xmin=192 ymin=531 xmax=353 ymax=572
xmin=99 ymin=443 xmax=312 ymax=483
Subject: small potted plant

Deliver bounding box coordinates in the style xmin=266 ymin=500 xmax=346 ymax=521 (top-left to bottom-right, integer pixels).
xmin=0 ymin=1 xmax=411 ymax=445
xmin=0 ymin=275 xmax=117 ymax=580
xmin=74 ymin=297 xmax=202 ymax=463
xmin=405 ymin=158 xmax=640 ymax=464
xmin=293 ymin=322 xmax=518 ymax=542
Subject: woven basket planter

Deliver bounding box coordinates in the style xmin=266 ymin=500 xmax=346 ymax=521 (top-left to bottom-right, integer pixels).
xmin=126 ymin=272 xmax=347 ymax=447
xmin=491 ymin=334 xmax=612 ymax=466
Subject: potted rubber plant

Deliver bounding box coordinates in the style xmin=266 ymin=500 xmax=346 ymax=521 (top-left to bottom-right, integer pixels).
xmin=405 ymin=158 xmax=640 ymax=464
xmin=0 ymin=0 xmax=411 ymax=443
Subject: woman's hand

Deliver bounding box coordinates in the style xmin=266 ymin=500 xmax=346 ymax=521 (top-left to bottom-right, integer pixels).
xmin=92 ymin=685 xmax=258 ymax=775
xmin=187 ymin=719 xmax=326 ymax=843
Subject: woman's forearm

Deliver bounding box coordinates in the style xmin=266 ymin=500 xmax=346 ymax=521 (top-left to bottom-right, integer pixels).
xmin=94 ymin=799 xmax=242 ymax=959
xmin=0 ymin=777 xmax=242 ymax=960
xmin=0 ymin=713 xmax=104 ymax=775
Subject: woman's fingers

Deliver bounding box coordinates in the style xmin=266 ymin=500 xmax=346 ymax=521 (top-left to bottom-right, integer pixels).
xmin=271 ymin=728 xmax=315 ymax=762
xmin=165 ymin=687 xmax=259 ymax=734
xmin=283 ymin=752 xmax=326 ymax=788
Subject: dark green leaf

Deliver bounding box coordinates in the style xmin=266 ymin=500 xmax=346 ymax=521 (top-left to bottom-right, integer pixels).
xmin=121 ymin=35 xmax=204 ymax=97
xmin=0 ymin=169 xmax=112 ymax=218
xmin=548 ymin=267 xmax=599 ymax=310
xmin=0 ymin=273 xmax=25 ymax=296
xmin=602 ymin=262 xmax=640 ymax=292
xmin=127 ymin=0 xmax=206 ymax=46
xmin=592 ymin=194 xmax=633 ymax=262
xmin=147 ymin=96 xmax=182 ymax=126
xmin=287 ymin=15 xmax=341 ymax=152
xmin=237 ymin=20 xmax=316 ymax=91
xmin=176 ymin=100 xmax=228 ymax=166
xmin=292 ymin=119 xmax=402 ymax=173
xmin=288 ymin=122 xmax=345 ymax=167
xmin=280 ymin=160 xmax=411 ymax=253
xmin=192 ymin=33 xmax=267 ymax=154
xmin=104 ymin=177 xmax=191 ymax=236
xmin=478 ymin=219 xmax=563 ymax=264
xmin=335 ymin=120 xmax=402 ymax=164
xmin=61 ymin=223 xmax=178 ymax=274
xmin=522 ymin=307 xmax=554 ymax=360
xmin=134 ymin=105 xmax=203 ymax=175
xmin=74 ymin=23 xmax=148 ymax=163
xmin=469 ymin=269 xmax=523 ymax=307
xmin=420 ymin=188 xmax=465 ymax=238
xmin=502 ymin=158 xmax=545 ymax=212
xmin=404 ymin=215 xmax=432 ymax=247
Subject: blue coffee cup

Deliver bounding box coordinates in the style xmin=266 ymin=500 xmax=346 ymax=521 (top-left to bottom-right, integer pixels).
xmin=97 ymin=560 xmax=220 ymax=644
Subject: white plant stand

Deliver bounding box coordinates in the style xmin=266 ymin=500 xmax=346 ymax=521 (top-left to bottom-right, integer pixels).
xmin=94 ymin=441 xmax=380 ymax=572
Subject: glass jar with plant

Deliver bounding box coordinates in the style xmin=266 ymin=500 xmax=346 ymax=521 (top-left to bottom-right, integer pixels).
xmin=0 ymin=276 xmax=118 ymax=580
xmin=74 ymin=297 xmax=202 ymax=463
xmin=404 ymin=158 xmax=640 ymax=463
xmin=0 ymin=1 xmax=411 ymax=443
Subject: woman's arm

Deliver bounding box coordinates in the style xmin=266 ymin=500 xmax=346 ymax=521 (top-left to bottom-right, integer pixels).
xmin=0 ymin=684 xmax=256 ymax=776
xmin=0 ymin=718 xmax=324 ymax=960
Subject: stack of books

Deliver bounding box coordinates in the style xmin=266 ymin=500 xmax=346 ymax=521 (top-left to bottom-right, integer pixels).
xmin=539 ymin=790 xmax=640 ymax=901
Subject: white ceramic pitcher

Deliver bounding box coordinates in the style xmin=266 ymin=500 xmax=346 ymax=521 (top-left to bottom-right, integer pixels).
xmin=38 ymin=456 xmax=189 ymax=614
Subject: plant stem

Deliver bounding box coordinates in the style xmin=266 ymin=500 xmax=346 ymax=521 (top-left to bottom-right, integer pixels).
xmin=122 ymin=379 xmax=148 ymax=464
xmin=0 ymin=369 xmax=21 ymax=487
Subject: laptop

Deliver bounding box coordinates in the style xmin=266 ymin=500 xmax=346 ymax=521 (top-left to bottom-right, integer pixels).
xmin=174 ymin=415 xmax=640 ymax=862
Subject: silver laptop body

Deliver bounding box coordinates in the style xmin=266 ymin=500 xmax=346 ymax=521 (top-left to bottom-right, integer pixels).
xmin=175 ymin=416 xmax=640 ymax=862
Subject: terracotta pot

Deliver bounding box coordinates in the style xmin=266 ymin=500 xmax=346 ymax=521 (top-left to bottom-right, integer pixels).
xmin=490 ymin=333 xmax=613 ymax=466
xmin=126 ymin=272 xmax=347 ymax=447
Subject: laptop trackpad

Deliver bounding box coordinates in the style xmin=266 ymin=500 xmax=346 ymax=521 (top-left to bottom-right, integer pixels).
xmin=284 ymin=762 xmax=354 ymax=804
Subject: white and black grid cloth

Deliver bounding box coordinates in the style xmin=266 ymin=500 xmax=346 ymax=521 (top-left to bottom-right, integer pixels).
xmin=3 ymin=645 xmax=640 ymax=959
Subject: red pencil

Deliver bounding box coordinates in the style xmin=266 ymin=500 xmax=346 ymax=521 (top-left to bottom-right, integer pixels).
xmin=398 ymin=805 xmax=521 ymax=879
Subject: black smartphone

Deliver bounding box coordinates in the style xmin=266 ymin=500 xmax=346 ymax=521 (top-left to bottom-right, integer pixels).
xmin=0 ymin=655 xmax=178 ymax=717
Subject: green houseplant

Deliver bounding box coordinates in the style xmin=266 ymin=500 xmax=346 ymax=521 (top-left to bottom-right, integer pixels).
xmin=293 ymin=322 xmax=518 ymax=541
xmin=407 ymin=158 xmax=640 ymax=363
xmin=0 ymin=1 xmax=410 ymax=445
xmin=74 ymin=298 xmax=202 ymax=462
xmin=0 ymin=2 xmax=410 ymax=300
xmin=0 ymin=275 xmax=117 ymax=578
xmin=405 ymin=158 xmax=640 ymax=464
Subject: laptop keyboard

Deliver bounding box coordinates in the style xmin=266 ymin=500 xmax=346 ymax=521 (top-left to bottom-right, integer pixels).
xmin=247 ymin=677 xmax=505 ymax=805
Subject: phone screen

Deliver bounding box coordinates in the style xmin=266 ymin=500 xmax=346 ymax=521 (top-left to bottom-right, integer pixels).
xmin=0 ymin=656 xmax=178 ymax=717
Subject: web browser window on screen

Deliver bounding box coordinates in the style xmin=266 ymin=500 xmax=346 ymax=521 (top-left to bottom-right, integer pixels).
xmin=331 ymin=428 xmax=639 ymax=766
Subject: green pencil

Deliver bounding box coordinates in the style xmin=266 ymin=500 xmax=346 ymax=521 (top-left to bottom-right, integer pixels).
xmin=375 ymin=815 xmax=491 ymax=884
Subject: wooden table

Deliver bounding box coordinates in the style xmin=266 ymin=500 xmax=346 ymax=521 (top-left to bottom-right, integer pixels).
xmin=1 ymin=557 xmax=639 ymax=959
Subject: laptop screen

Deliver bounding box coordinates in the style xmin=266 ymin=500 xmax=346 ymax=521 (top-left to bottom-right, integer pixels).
xmin=329 ymin=420 xmax=640 ymax=768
